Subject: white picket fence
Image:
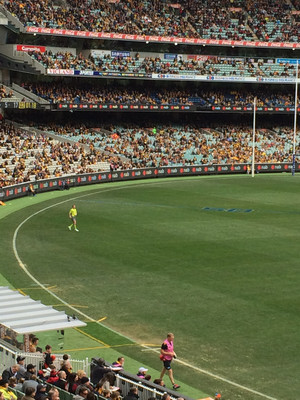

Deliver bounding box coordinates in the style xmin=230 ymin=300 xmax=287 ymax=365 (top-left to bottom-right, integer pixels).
xmin=0 ymin=340 xmax=89 ymax=375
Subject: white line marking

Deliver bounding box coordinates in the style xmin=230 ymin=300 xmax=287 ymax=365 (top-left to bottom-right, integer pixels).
xmin=12 ymin=182 xmax=278 ymax=400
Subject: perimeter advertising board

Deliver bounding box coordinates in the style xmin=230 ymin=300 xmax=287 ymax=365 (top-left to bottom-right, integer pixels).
xmin=1 ymin=163 xmax=296 ymax=201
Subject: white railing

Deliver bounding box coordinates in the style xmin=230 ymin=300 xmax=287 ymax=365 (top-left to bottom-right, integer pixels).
xmin=0 ymin=341 xmax=17 ymax=372
xmin=0 ymin=340 xmax=89 ymax=375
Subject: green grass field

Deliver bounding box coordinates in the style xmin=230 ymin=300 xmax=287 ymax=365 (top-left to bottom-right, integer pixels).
xmin=1 ymin=175 xmax=300 ymax=400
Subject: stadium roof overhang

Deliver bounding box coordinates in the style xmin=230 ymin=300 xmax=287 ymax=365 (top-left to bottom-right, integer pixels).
xmin=0 ymin=286 xmax=86 ymax=334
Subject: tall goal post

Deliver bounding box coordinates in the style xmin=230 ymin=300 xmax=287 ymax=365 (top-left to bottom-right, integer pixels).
xmin=292 ymin=60 xmax=299 ymax=176
xmin=251 ymin=96 xmax=257 ymax=177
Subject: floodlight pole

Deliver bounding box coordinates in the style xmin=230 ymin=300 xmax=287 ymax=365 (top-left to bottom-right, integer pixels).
xmin=292 ymin=60 xmax=299 ymax=176
xmin=251 ymin=96 xmax=257 ymax=177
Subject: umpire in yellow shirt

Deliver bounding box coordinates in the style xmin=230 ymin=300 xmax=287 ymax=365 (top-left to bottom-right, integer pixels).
xmin=68 ymin=204 xmax=79 ymax=232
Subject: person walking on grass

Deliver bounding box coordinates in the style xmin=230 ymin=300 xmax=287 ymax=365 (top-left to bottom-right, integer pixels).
xmin=68 ymin=204 xmax=79 ymax=232
xmin=160 ymin=333 xmax=180 ymax=390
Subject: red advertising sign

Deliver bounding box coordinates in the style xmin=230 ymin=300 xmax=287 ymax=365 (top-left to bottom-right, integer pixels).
xmin=16 ymin=44 xmax=46 ymax=52
xmin=25 ymin=27 xmax=300 ymax=49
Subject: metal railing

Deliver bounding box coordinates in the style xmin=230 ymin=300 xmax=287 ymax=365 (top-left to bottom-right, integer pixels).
xmin=115 ymin=370 xmax=193 ymax=400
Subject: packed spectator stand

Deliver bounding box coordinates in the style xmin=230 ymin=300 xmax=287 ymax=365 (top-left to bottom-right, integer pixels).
xmin=26 ymin=50 xmax=298 ymax=78
xmin=1 ymin=0 xmax=300 ymax=43
xmin=21 ymin=82 xmax=299 ymax=109
xmin=1 ymin=118 xmax=299 ymax=188
xmin=0 ymin=121 xmax=114 ymax=187
xmin=0 ymin=0 xmax=299 ymax=190
xmin=41 ymin=123 xmax=300 ymax=168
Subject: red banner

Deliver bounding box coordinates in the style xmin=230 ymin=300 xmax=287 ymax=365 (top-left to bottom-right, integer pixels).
xmin=16 ymin=44 xmax=46 ymax=52
xmin=25 ymin=27 xmax=300 ymax=49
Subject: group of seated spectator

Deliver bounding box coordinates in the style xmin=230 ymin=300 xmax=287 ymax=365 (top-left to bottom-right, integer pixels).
xmin=27 ymin=50 xmax=298 ymax=79
xmin=0 ymin=120 xmax=125 ymax=187
xmin=1 ymin=117 xmax=299 ymax=188
xmin=0 ymin=85 xmax=14 ymax=99
xmin=21 ymin=82 xmax=299 ymax=109
xmin=48 ymin=123 xmax=298 ymax=168
xmin=0 ymin=343 xmax=177 ymax=400
xmin=2 ymin=0 xmax=300 ymax=42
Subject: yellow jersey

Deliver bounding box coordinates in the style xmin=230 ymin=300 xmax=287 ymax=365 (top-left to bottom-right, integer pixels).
xmin=69 ymin=208 xmax=77 ymax=217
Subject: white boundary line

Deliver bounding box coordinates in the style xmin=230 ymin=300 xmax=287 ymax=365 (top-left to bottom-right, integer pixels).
xmin=11 ymin=183 xmax=278 ymax=400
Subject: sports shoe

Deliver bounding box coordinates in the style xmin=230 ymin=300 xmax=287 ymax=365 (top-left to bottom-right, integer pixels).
xmin=68 ymin=226 xmax=72 ymax=231
xmin=173 ymin=384 xmax=180 ymax=390
xmin=75 ymin=228 xmax=79 ymax=232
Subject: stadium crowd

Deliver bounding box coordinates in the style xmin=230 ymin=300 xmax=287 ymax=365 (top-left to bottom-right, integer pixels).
xmin=2 ymin=0 xmax=300 ymax=42
xmin=46 ymin=123 xmax=298 ymax=168
xmin=0 ymin=333 xmax=178 ymax=400
xmin=1 ymin=118 xmax=299 ymax=188
xmin=21 ymin=82 xmax=298 ymax=109
xmin=0 ymin=85 xmax=14 ymax=99
xmin=27 ymin=50 xmax=298 ymax=78
xmin=0 ymin=121 xmax=126 ymax=188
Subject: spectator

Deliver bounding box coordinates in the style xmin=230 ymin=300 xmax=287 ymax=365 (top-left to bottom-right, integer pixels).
xmin=60 ymin=355 xmax=72 ymax=376
xmin=123 ymin=387 xmax=139 ymax=400
xmin=46 ymin=366 xmax=58 ymax=385
xmin=28 ymin=183 xmax=36 ymax=196
xmin=153 ymin=378 xmax=165 ymax=387
xmin=136 ymin=368 xmax=148 ymax=380
xmin=98 ymin=372 xmax=117 ymax=393
xmin=21 ymin=387 xmax=36 ymax=400
xmin=0 ymin=379 xmax=17 ymax=400
xmin=76 ymin=370 xmax=87 ymax=385
xmin=7 ymin=377 xmax=17 ymax=390
xmin=1 ymin=366 xmax=19 ymax=382
xmin=111 ymin=357 xmax=124 ymax=370
xmin=90 ymin=358 xmax=110 ymax=385
xmin=15 ymin=378 xmax=25 ymax=391
xmin=37 ymin=369 xmax=50 ymax=382
xmin=24 ymin=365 xmax=36 ymax=381
xmin=109 ymin=392 xmax=121 ymax=400
xmin=34 ymin=384 xmax=48 ymax=400
xmin=100 ymin=390 xmax=110 ymax=399
xmin=66 ymin=372 xmax=78 ymax=394
xmin=22 ymin=375 xmax=39 ymax=392
xmin=29 ymin=337 xmax=41 ymax=353
xmin=48 ymin=388 xmax=59 ymax=400
xmin=86 ymin=393 xmax=96 ymax=400
xmin=75 ymin=377 xmax=93 ymax=394
xmin=16 ymin=356 xmax=26 ymax=379
xmin=53 ymin=371 xmax=67 ymax=391
xmin=73 ymin=387 xmax=89 ymax=400
xmin=44 ymin=345 xmax=53 ymax=368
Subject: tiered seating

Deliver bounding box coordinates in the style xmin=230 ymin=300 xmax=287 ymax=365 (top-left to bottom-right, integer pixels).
xmin=246 ymin=0 xmax=298 ymax=42
xmin=26 ymin=50 xmax=297 ymax=78
xmin=0 ymin=123 xmax=111 ymax=187
xmin=46 ymin=124 xmax=300 ymax=168
xmin=1 ymin=118 xmax=300 ymax=188
xmin=20 ymin=82 xmax=299 ymax=108
xmin=2 ymin=0 xmax=300 ymax=42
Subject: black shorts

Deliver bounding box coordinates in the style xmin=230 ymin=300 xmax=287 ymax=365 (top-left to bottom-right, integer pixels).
xmin=163 ymin=359 xmax=172 ymax=370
